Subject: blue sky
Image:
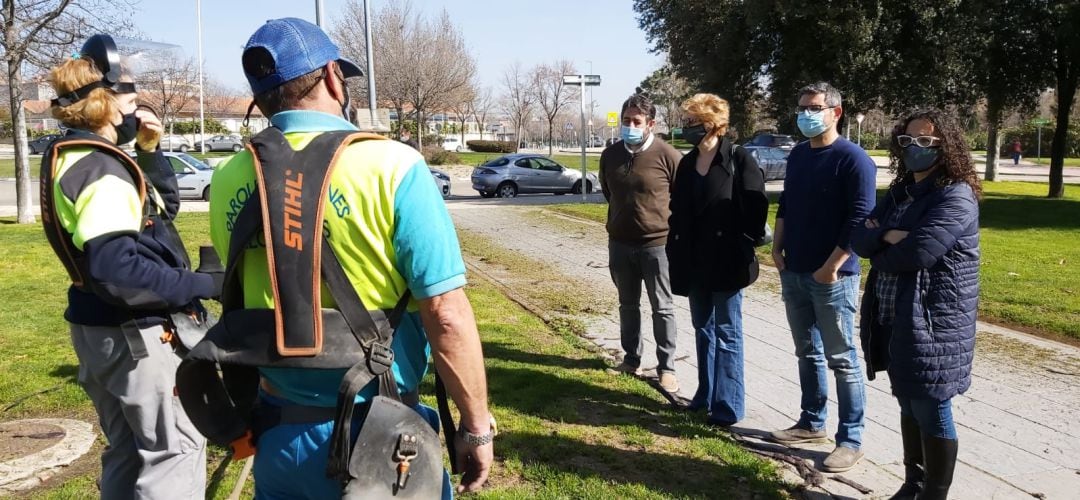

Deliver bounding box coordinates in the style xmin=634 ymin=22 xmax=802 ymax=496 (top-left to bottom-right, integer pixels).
xmin=130 ymin=0 xmax=664 ymax=117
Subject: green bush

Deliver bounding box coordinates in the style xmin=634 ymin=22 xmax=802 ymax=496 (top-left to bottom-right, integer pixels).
xmin=966 ymin=131 xmax=989 ymax=152
xmin=466 ymin=140 xmax=516 ymax=153
xmin=855 ymin=131 xmax=886 ymax=149
xmin=1000 ymin=121 xmax=1080 ymax=157
xmin=172 ymin=118 xmax=228 ymax=135
xmin=28 ymin=128 xmax=61 ymax=139
xmin=422 ymin=146 xmax=459 ymax=166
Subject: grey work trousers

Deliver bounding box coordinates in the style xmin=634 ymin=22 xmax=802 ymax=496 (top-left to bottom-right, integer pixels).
xmin=70 ymin=322 xmax=207 ymax=500
xmin=608 ymin=240 xmax=678 ymax=374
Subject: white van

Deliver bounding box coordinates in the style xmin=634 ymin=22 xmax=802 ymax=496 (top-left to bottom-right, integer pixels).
xmin=441 ymin=136 xmax=464 ymax=152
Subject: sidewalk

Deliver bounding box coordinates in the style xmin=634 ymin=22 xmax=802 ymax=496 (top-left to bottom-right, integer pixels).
xmin=448 ymin=203 xmax=1080 ymax=500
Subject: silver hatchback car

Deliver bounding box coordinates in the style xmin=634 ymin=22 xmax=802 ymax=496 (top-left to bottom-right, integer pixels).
xmin=471 ymin=154 xmax=598 ymax=198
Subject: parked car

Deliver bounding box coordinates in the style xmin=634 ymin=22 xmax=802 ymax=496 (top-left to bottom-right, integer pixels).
xmin=441 ymin=136 xmax=464 ymax=152
xmin=28 ymin=134 xmax=63 ymax=155
xmin=165 ymin=152 xmax=215 ymax=201
xmin=746 ymin=133 xmax=797 ymax=149
xmin=471 ymin=153 xmax=598 ymax=198
xmin=430 ymin=168 xmax=451 ymax=198
xmin=588 ymin=136 xmax=604 ymax=147
xmin=160 ymin=134 xmax=191 ymax=152
xmin=199 ymin=135 xmax=244 ymax=153
xmin=744 ymin=146 xmax=789 ymax=181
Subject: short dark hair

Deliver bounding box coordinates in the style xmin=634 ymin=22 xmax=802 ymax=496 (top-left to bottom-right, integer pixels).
xmin=242 ymin=47 xmax=337 ymax=116
xmin=797 ymin=82 xmax=842 ymax=107
xmin=621 ymin=93 xmax=656 ymax=120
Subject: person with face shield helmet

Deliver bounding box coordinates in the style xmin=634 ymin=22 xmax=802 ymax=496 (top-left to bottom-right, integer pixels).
xmin=39 ymin=34 xmax=220 ymax=498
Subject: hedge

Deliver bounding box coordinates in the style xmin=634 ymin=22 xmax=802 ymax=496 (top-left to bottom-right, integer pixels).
xmin=466 ymin=140 xmax=516 ymax=153
xmin=422 ymin=146 xmax=459 ymax=166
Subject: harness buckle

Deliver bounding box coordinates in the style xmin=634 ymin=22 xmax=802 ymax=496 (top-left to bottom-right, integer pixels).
xmin=367 ymin=342 xmax=394 ymax=375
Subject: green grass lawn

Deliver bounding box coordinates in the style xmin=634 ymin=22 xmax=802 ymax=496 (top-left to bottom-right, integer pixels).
xmin=548 ymin=181 xmax=1080 ymax=342
xmin=1027 ymin=157 xmax=1080 ymax=167
xmin=0 ymin=213 xmax=788 ymax=499
xmin=0 ymin=156 xmax=43 ymax=179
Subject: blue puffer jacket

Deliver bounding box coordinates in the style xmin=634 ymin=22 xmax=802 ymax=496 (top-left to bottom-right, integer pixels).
xmin=852 ymin=173 xmax=980 ymax=401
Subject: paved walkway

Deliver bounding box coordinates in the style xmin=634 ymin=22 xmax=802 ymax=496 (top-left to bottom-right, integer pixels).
xmin=448 ymin=202 xmax=1080 ymax=500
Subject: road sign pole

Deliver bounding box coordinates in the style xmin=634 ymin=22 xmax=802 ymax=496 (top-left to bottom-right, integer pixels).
xmin=580 ymin=74 xmax=587 ymax=202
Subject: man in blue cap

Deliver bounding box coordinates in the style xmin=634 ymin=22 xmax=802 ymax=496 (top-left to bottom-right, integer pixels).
xmin=206 ymin=17 xmax=494 ymax=498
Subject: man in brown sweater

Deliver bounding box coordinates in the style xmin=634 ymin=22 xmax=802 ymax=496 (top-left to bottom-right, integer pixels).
xmin=600 ymin=93 xmax=684 ymax=394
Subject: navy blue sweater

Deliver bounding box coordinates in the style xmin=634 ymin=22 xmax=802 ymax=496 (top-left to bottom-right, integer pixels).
xmin=776 ymin=138 xmax=877 ymax=275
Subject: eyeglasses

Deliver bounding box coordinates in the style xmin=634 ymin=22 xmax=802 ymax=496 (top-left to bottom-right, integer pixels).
xmin=896 ymin=135 xmax=941 ymax=148
xmin=794 ymin=105 xmax=835 ymax=115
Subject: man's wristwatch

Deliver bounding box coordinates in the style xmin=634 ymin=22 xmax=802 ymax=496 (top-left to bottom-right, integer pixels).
xmin=457 ymin=416 xmax=498 ymax=446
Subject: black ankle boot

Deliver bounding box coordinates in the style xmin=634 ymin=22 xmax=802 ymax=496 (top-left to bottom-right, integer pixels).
xmin=916 ymin=435 xmax=958 ymax=500
xmin=889 ymin=416 xmax=924 ymax=499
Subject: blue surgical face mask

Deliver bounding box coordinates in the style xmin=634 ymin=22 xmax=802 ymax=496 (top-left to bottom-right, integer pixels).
xmin=621 ymin=125 xmax=645 ymax=145
xmin=902 ymin=145 xmax=940 ymax=172
xmin=796 ymin=110 xmax=830 ymax=138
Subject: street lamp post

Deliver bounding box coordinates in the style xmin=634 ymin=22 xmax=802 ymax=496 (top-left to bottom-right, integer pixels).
xmin=855 ymin=112 xmax=865 ymax=148
xmin=563 ymin=74 xmax=601 ymax=202
xmin=196 ymin=0 xmax=205 ymax=152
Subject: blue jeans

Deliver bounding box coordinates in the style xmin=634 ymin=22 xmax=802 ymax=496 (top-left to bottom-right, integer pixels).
xmin=253 ymin=395 xmax=453 ymax=499
xmin=688 ymin=288 xmax=745 ymax=425
xmin=898 ymin=397 xmax=957 ymax=440
xmin=779 ymin=271 xmax=866 ymax=449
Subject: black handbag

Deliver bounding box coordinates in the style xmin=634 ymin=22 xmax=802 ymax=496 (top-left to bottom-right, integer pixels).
xmin=731 ymin=144 xmax=773 ymax=247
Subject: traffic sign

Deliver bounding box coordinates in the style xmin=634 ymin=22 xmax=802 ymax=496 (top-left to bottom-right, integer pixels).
xmin=607 ymin=112 xmax=618 ymax=127
xmin=565 ymin=122 xmax=574 ymax=130
xmin=562 ymin=74 xmax=602 ymax=86
xmin=1032 ymin=118 xmax=1051 ymax=126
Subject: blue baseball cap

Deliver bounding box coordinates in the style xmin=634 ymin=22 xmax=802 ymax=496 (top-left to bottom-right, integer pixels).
xmin=242 ymin=17 xmax=363 ymax=95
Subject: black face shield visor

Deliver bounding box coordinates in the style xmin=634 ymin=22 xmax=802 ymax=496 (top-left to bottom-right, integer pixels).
xmin=50 ymin=34 xmax=137 ymax=107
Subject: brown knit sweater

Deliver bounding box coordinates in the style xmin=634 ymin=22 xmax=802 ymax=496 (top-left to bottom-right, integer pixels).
xmin=599 ymin=137 xmax=682 ymax=246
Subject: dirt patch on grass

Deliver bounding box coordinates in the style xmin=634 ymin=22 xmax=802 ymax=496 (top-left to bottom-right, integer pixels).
xmin=976 ymin=331 xmax=1080 ymax=375
xmin=0 ymin=421 xmax=65 ymax=462
xmin=458 ymin=228 xmax=614 ymax=322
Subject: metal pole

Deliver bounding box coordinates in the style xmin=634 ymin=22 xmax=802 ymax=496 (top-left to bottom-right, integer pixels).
xmin=857 ymin=120 xmax=862 ymax=147
xmin=196 ymin=0 xmax=205 ymax=152
xmin=1037 ymin=126 xmax=1042 ymax=164
xmin=579 ymin=76 xmax=587 ymax=202
xmin=315 ymin=0 xmax=324 ymax=27
xmin=363 ymin=0 xmax=378 ymax=131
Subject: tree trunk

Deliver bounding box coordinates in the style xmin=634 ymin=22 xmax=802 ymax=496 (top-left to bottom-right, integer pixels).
xmin=8 ymin=58 xmax=35 ymax=224
xmin=1048 ymin=79 xmax=1075 ymax=199
xmin=547 ymin=121 xmax=554 ymax=156
xmin=984 ymin=101 xmax=1001 ymax=181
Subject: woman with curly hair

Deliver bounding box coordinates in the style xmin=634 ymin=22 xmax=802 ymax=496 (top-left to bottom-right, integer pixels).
xmin=852 ymin=109 xmax=981 ymax=500
xmin=667 ymin=93 xmax=768 ymax=427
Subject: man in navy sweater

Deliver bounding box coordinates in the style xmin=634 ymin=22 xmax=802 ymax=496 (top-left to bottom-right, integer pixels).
xmin=769 ymin=82 xmax=876 ymax=473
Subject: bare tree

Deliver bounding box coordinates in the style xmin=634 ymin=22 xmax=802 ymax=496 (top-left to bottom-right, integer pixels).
xmin=203 ymin=78 xmax=243 ymax=120
xmin=531 ymin=60 xmax=577 ymax=155
xmin=408 ymin=9 xmax=474 ymax=149
xmin=471 ymin=85 xmax=493 ymax=140
xmin=329 ymin=0 xmax=370 ymax=109
xmin=335 ymin=0 xmax=475 ymax=149
xmin=447 ymin=77 xmax=475 ymax=147
xmin=3 ymin=0 xmax=134 ymax=223
xmin=501 ymin=61 xmax=534 ymax=153
xmin=137 ymin=57 xmax=198 ymax=136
